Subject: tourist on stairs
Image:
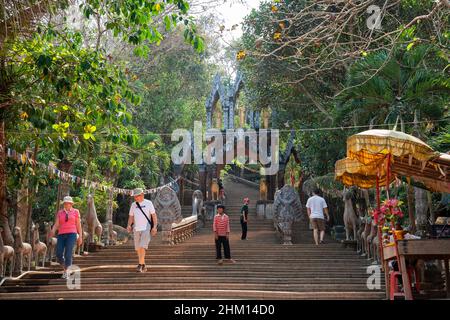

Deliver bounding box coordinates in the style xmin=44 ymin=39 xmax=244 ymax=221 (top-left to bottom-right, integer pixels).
xmin=127 ymin=188 xmax=158 ymax=273
xmin=306 ymin=188 xmax=329 ymax=245
xmin=240 ymin=198 xmax=249 ymax=240
xmin=50 ymin=196 xmax=83 ymax=279
xmin=213 ymin=204 xmax=235 ymax=265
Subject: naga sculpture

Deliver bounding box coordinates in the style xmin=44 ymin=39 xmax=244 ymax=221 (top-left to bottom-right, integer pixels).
xmin=154 ymin=186 xmax=183 ymax=244
xmin=343 ymin=189 xmax=358 ymax=240
xmin=273 ymin=185 xmax=304 ymax=245
xmin=0 ymin=227 xmax=15 ymax=277
xmin=31 ymin=223 xmax=47 ymax=268
xmin=86 ymin=194 xmax=103 ymax=244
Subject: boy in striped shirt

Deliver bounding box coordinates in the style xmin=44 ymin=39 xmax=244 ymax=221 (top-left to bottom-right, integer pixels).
xmin=213 ymin=204 xmax=235 ymax=265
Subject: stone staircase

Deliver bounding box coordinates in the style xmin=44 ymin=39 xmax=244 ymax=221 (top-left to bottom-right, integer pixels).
xmin=0 ymin=177 xmax=385 ymax=299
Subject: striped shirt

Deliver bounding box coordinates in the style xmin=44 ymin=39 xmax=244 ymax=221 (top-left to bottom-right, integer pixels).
xmin=213 ymin=213 xmax=230 ymax=236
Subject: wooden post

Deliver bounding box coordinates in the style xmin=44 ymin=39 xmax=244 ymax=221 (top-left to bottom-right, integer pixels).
xmin=399 ymin=255 xmax=413 ymax=300
xmin=384 ymin=259 xmax=390 ymax=299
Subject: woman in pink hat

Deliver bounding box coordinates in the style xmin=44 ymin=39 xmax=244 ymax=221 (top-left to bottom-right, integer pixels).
xmin=50 ymin=196 xmax=82 ymax=278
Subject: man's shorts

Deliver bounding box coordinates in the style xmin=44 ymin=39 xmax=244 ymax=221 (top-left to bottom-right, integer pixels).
xmin=134 ymin=229 xmax=151 ymax=250
xmin=310 ymin=218 xmax=326 ymax=231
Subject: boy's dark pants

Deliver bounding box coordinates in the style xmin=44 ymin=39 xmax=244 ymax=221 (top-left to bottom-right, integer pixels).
xmin=215 ymin=236 xmax=231 ymax=259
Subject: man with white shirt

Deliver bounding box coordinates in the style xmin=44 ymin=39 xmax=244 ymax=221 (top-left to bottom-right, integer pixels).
xmin=306 ymin=188 xmax=329 ymax=245
xmin=127 ymin=188 xmax=158 ymax=272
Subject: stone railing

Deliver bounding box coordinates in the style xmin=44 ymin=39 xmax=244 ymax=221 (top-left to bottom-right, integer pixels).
xmin=170 ymin=216 xmax=198 ymax=245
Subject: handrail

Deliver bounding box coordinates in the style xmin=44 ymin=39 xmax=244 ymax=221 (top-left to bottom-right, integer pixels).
xmin=172 ymin=216 xmax=197 ymax=229
xmin=170 ymin=216 xmax=198 ymax=245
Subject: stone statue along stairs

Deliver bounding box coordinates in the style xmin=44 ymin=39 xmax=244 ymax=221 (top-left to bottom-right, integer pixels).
xmin=0 ymin=179 xmax=384 ymax=299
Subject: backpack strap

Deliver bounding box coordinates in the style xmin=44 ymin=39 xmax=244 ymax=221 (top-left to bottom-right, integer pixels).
xmin=135 ymin=202 xmax=154 ymax=230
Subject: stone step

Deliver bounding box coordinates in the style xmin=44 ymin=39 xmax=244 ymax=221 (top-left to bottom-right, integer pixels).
xmin=2 ymin=271 xmax=376 ymax=284
xmin=0 ymin=283 xmax=381 ymax=293
xmin=4 ymin=268 xmax=378 ymax=279
xmin=3 ymin=277 xmax=382 ymax=286
xmin=74 ymin=255 xmax=367 ymax=260
xmin=0 ymin=290 xmax=385 ymax=300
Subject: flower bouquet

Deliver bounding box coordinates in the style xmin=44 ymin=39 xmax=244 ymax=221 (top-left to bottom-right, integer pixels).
xmin=380 ymin=198 xmax=404 ymax=225
xmin=371 ymin=198 xmax=405 ymax=245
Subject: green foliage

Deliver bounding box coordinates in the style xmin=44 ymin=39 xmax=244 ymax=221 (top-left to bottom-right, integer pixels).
xmin=80 ymin=0 xmax=204 ymax=54
xmin=124 ymin=28 xmax=212 ymax=138
xmin=337 ymin=44 xmax=449 ymax=130
xmin=6 ymin=28 xmax=138 ymax=162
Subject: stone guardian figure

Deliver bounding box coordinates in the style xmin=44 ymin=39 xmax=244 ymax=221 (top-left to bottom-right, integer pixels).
xmin=273 ymin=185 xmax=304 ymax=245
xmin=154 ymin=186 xmax=183 ymax=244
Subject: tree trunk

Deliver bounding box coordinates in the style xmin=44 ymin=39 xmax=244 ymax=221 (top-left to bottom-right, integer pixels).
xmin=414 ymin=187 xmax=429 ymax=236
xmin=26 ymin=142 xmax=39 ymax=243
xmin=26 ymin=191 xmax=33 ymax=243
xmin=15 ymin=178 xmax=30 ymax=243
xmin=55 ymin=159 xmax=72 ymax=214
xmin=0 ymin=119 xmax=14 ymax=245
xmin=407 ymin=184 xmax=416 ymax=233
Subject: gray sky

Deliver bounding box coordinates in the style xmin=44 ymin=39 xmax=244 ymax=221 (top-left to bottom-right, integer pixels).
xmin=213 ymin=0 xmax=261 ymax=44
xmin=197 ymin=0 xmax=262 ymax=74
